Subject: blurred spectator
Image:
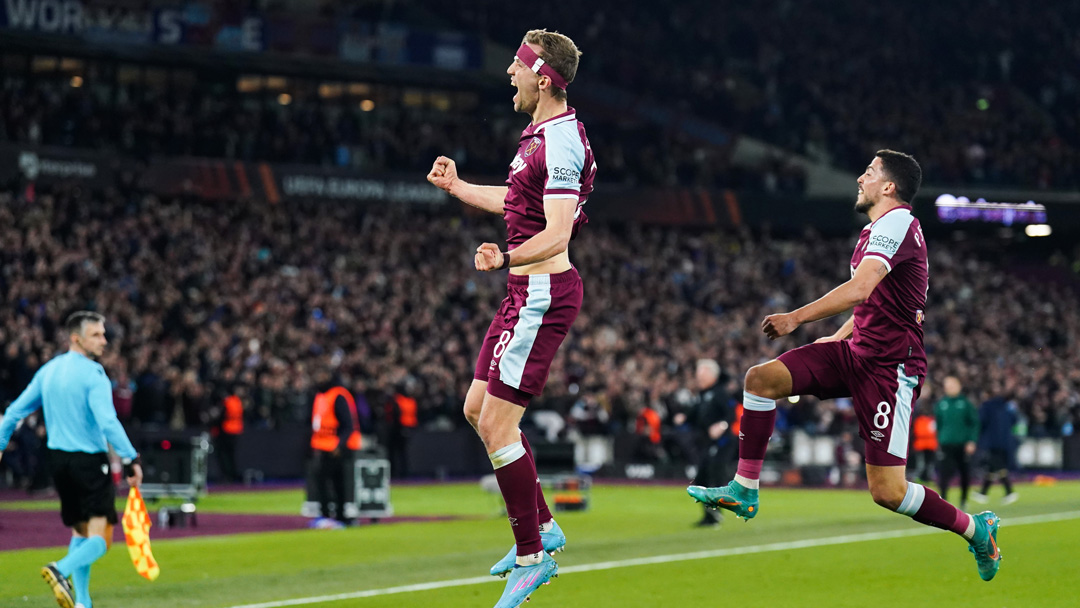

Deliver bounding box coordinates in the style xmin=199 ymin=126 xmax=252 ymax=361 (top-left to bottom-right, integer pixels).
xmin=2 ymin=411 xmax=50 ymax=492
xmin=685 ymin=359 xmax=734 ymax=527
xmin=910 ymin=401 xmax=938 ymax=485
xmin=973 ymin=393 xmax=1020 ymax=505
xmin=935 ymin=376 xmax=979 ymax=509
xmin=0 ymin=183 xmax=1078 ymax=476
xmin=384 ymin=385 xmax=418 ymax=479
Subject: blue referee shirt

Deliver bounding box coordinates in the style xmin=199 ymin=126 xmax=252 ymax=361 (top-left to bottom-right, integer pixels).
xmin=0 ymin=351 xmax=137 ymax=459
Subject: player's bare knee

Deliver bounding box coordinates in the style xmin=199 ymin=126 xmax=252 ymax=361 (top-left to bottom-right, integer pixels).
xmin=745 ymin=365 xmax=782 ymax=399
xmin=463 ymin=400 xmax=482 ymax=429
xmin=869 ymin=484 xmax=905 ymax=511
xmin=476 ymin=414 xmax=502 ymax=449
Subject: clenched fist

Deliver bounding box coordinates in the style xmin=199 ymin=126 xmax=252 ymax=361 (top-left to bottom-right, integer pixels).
xmin=762 ymin=312 xmax=800 ymax=340
xmin=427 ymin=156 xmax=459 ymax=193
xmin=475 ymin=243 xmax=505 ymax=271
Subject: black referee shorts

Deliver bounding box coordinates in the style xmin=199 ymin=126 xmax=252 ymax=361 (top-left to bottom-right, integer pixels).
xmin=49 ymin=450 xmax=118 ymax=527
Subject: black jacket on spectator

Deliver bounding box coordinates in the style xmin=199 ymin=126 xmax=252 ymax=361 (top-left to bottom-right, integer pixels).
xmin=692 ymin=380 xmax=733 ymax=445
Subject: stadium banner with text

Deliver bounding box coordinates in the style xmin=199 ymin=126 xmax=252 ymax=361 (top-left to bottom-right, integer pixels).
xmin=140 ymin=158 xmax=450 ymax=206
xmin=0 ymin=0 xmax=482 ymax=68
xmin=0 ymin=143 xmax=116 ymax=187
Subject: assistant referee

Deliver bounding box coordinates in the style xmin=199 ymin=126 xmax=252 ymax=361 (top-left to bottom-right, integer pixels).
xmin=0 ymin=311 xmax=143 ymax=608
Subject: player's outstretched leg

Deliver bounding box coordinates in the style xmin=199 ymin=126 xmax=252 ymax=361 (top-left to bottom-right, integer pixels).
xmin=889 ymin=479 xmax=1002 ymax=581
xmin=966 ymin=511 xmax=1002 ymax=581
xmin=490 ymin=520 xmax=567 ymax=577
xmin=494 ymin=552 xmax=558 ymax=608
xmin=687 ymin=388 xmax=775 ymax=520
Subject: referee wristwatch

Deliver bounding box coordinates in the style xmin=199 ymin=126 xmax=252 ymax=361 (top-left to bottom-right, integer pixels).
xmin=122 ymin=455 xmax=142 ymax=477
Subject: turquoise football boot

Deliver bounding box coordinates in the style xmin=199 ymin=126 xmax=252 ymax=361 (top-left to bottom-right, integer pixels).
xmin=493 ymin=552 xmax=558 ymax=608
xmin=967 ymin=511 xmax=1002 ymax=581
xmin=490 ymin=521 xmax=566 ymax=577
xmin=687 ymin=480 xmax=759 ymax=520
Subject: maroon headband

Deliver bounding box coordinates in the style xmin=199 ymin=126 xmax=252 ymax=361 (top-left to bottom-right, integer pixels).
xmin=515 ymin=44 xmax=569 ymax=91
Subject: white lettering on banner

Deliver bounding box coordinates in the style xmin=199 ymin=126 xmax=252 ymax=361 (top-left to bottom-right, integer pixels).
xmin=625 ymin=464 xmax=655 ymax=479
xmin=241 ymin=16 xmax=261 ymax=51
xmin=4 ymin=0 xmax=84 ymax=33
xmin=3 ymin=0 xmax=168 ymax=40
xmin=281 ymin=174 xmax=447 ymax=204
xmin=155 ymin=9 xmax=181 ymax=44
xmin=17 ymin=151 xmax=97 ymax=179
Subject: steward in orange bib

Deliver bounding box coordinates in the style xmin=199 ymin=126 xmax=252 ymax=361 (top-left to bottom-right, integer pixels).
xmin=386 ymin=390 xmax=417 ymax=478
xmin=311 ymin=384 xmax=361 ymax=525
xmin=213 ymin=389 xmax=245 ymax=483
xmin=911 ymin=402 xmax=939 ymax=484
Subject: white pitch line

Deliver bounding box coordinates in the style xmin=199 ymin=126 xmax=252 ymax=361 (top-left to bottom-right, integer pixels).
xmin=226 ymin=510 xmax=1080 ymax=608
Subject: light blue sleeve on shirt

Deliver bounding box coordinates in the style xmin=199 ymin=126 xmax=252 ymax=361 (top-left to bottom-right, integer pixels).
xmin=543 ymin=122 xmax=585 ymax=198
xmin=87 ymin=366 xmax=138 ymax=460
xmin=864 ymin=209 xmax=915 ymax=271
xmin=0 ymin=368 xmax=45 ymax=451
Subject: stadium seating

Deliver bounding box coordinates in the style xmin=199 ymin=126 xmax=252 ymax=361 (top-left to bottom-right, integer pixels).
xmin=427 ymin=0 xmax=1080 ymax=188
xmin=1 ymin=185 xmax=1076 ymax=446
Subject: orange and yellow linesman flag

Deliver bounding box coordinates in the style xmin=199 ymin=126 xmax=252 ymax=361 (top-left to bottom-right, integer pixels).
xmin=121 ymin=487 xmax=161 ymax=581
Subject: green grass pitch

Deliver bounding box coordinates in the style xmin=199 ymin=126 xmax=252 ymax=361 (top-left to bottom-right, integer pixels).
xmin=2 ymin=481 xmax=1078 ymax=607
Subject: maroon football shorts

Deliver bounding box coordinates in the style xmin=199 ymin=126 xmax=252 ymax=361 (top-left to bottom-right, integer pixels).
xmin=473 ymin=268 xmax=583 ymax=407
xmin=777 ymin=340 xmax=923 ymax=466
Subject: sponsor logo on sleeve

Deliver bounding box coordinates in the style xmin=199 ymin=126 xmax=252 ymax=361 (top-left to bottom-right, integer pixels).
xmin=869 ymin=234 xmax=901 ymax=253
xmin=551 ymin=166 xmax=580 ymax=181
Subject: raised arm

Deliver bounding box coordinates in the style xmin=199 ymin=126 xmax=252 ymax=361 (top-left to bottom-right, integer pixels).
xmin=763 ymin=258 xmax=888 ymax=340
xmin=427 ymin=156 xmax=507 ymax=215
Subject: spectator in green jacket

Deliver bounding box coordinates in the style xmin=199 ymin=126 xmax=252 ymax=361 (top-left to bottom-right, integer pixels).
xmin=935 ymin=377 xmax=979 ymax=510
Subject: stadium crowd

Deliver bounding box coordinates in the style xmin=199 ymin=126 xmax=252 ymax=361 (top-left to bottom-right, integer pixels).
xmin=0 ymin=74 xmax=797 ymax=193
xmin=1 ymin=185 xmax=1077 ymax=465
xmin=431 ymin=0 xmax=1080 ymax=189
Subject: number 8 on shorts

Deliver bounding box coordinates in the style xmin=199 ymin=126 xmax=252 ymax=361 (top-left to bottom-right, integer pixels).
xmin=874 ymin=401 xmax=892 ymax=429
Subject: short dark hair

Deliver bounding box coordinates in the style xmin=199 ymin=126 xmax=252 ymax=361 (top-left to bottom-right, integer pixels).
xmin=875 ymin=149 xmax=922 ymax=203
xmin=65 ymin=311 xmax=105 ymax=336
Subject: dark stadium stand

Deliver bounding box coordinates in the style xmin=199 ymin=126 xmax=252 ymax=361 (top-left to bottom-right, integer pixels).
xmin=0 ymin=60 xmax=796 ymax=191
xmin=1 ymin=185 xmax=1076 ymax=449
xmin=428 ymin=0 xmax=1080 ymax=189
